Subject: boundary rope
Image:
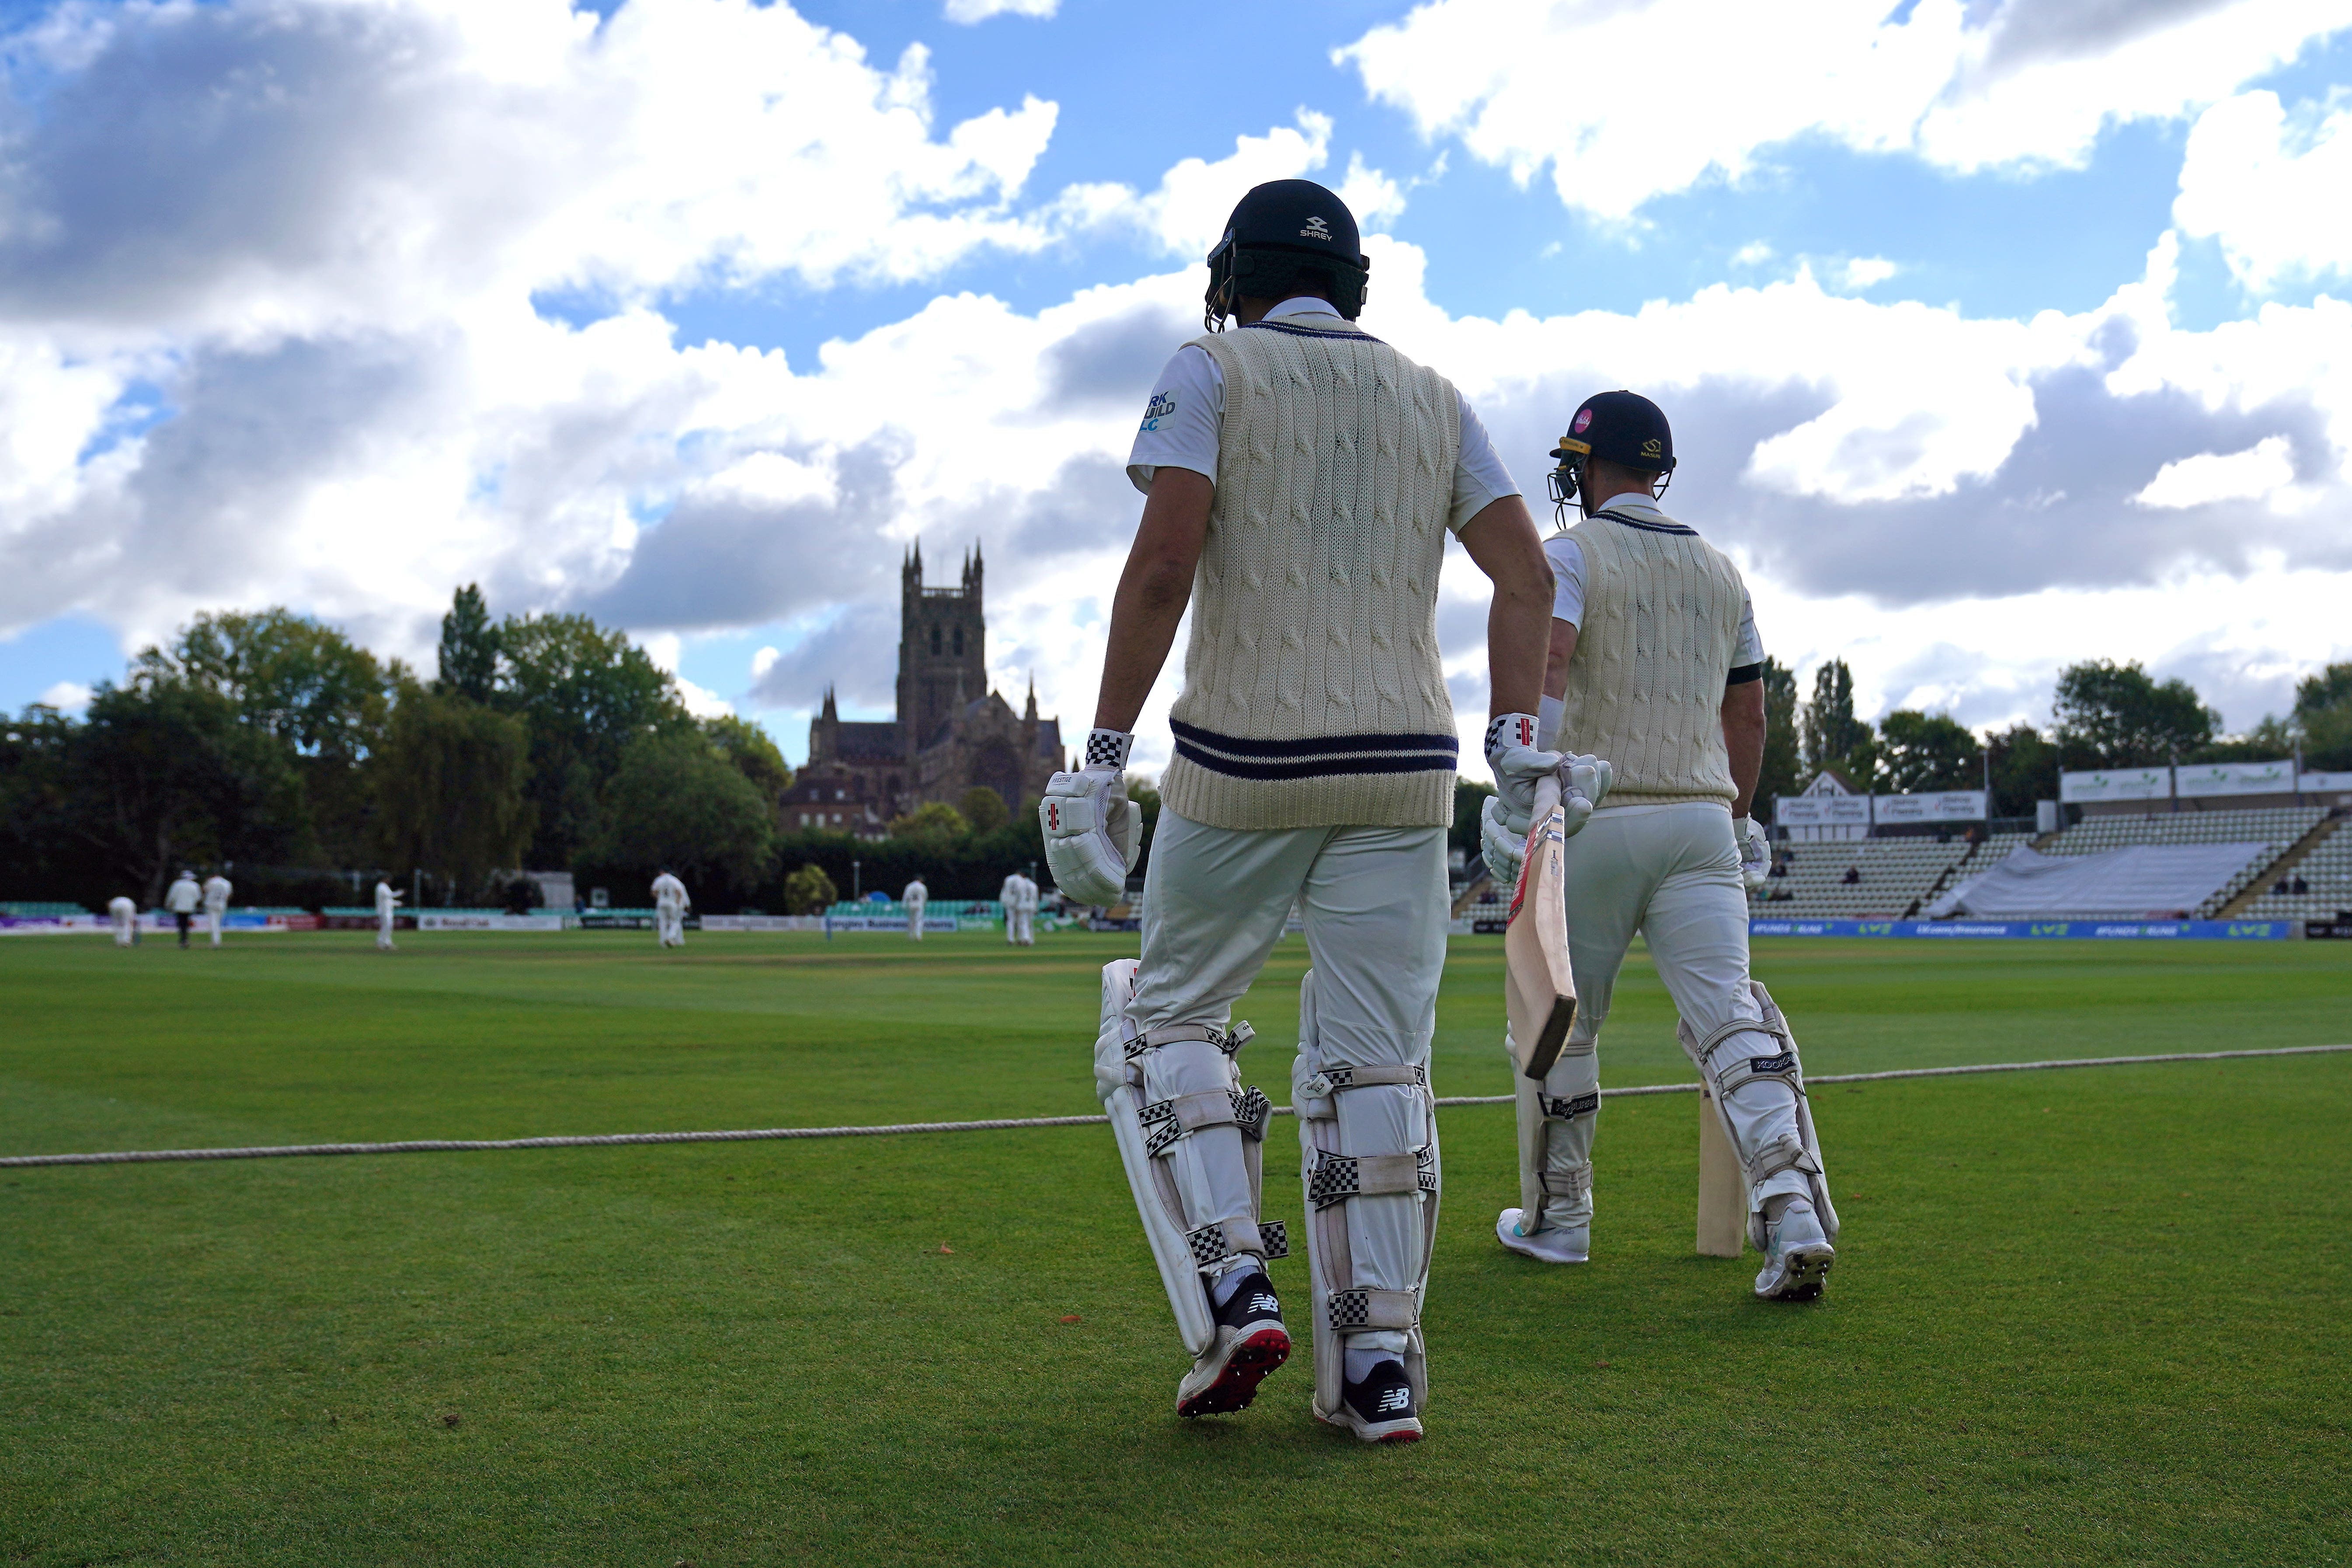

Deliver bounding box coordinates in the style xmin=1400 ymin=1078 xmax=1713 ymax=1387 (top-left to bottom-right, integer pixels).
xmin=6 ymin=1043 xmax=2346 ymax=1170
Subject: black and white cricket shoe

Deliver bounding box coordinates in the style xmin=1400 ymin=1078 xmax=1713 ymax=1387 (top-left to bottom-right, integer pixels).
xmin=1753 ymin=1198 xmax=1835 ymax=1302
xmin=1326 ymin=1357 xmax=1422 ymax=1445
xmin=1176 ymin=1272 xmax=1290 ymax=1418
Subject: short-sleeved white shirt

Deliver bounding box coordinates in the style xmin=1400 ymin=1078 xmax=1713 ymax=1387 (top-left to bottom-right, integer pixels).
xmin=1126 ymin=298 xmax=1520 ymax=534
xmin=1545 ymin=497 xmax=1765 ymax=667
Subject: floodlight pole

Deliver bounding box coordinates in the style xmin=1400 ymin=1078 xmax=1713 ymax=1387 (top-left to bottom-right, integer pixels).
xmin=851 ymin=859 xmax=860 ymax=901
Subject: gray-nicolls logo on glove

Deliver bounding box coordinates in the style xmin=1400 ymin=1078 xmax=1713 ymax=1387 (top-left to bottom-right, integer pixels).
xmin=1040 ymin=728 xmax=1142 ymax=907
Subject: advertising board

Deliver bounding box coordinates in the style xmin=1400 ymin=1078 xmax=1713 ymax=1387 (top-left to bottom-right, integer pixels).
xmin=2059 ymin=768 xmax=2170 ymax=804
xmin=1774 ymin=794 xmax=1870 ymax=827
xmin=1871 ymin=790 xmax=1987 ymax=824
xmin=1749 ymin=918 xmax=2292 ymax=941
xmin=2175 ymin=759 xmax=2296 ymax=798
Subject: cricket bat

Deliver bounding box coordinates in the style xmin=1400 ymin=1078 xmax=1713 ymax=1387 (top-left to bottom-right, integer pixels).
xmin=1503 ymin=775 xmax=1577 ymax=1082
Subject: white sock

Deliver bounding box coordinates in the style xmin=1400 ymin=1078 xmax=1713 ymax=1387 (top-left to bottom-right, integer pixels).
xmin=1343 ymin=1345 xmax=1399 ymax=1383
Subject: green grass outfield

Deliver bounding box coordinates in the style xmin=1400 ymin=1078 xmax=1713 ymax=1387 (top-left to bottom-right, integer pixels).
xmin=3 ymin=930 xmax=2347 ymax=1565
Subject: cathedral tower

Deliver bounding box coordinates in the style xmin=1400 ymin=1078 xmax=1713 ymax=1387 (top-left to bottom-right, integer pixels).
xmin=896 ymin=540 xmax=988 ymax=751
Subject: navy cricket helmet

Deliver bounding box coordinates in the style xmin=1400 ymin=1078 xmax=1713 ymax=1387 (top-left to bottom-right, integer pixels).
xmin=1204 ymin=179 xmax=1370 ymax=326
xmin=1547 ymin=389 xmax=1677 ymax=512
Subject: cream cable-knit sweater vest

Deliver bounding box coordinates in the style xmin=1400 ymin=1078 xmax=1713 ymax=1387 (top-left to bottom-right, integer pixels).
xmin=1557 ymin=507 xmax=1744 ymax=805
xmin=1160 ymin=319 xmax=1462 ymax=830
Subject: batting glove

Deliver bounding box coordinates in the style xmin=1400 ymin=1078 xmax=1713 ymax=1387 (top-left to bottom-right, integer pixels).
xmin=1479 ymin=795 xmax=1525 ymax=889
xmin=1484 ymin=713 xmax=1563 ymax=834
xmin=1040 ymin=729 xmax=1141 ymax=907
xmin=1735 ymin=815 xmax=1770 ymax=890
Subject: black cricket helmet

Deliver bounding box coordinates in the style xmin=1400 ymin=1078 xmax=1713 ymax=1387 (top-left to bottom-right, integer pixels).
xmin=1204 ymin=179 xmax=1370 ymax=327
xmin=1547 ymin=389 xmax=1677 ymax=513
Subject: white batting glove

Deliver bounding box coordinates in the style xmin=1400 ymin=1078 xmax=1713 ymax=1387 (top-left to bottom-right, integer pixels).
xmin=1556 ymin=753 xmax=1613 ymax=839
xmin=1479 ymin=795 xmax=1525 ymax=890
xmin=1040 ymin=729 xmax=1141 ymax=906
xmin=1484 ymin=713 xmax=1562 ymax=835
xmin=1735 ymin=815 xmax=1770 ymax=890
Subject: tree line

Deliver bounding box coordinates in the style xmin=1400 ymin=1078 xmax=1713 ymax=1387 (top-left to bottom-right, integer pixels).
xmin=1754 ymin=655 xmax=2352 ymax=820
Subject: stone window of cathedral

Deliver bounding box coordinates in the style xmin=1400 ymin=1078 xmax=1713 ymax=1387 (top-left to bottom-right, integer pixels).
xmin=930 ymin=623 xmax=942 ymax=656
xmin=953 ymin=625 xmax=964 ymax=656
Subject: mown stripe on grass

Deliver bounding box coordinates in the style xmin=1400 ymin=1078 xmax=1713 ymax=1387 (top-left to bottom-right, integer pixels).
xmin=4 ymin=1043 xmax=2346 ymax=1170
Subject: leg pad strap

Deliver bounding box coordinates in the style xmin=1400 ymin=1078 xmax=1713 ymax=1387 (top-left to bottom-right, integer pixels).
xmin=1537 ymin=1089 xmax=1598 ymax=1121
xmin=1307 ymin=1146 xmax=1437 ymax=1210
xmin=1187 ymin=1217 xmax=1289 ymax=1269
xmin=1328 ymin=1287 xmax=1419 ymax=1333
xmin=1747 ymin=1130 xmax=1822 ymax=1186
xmin=1141 ymin=1086 xmax=1273 ymax=1154
xmin=1298 ymin=1062 xmax=1427 ymax=1100
xmin=1128 ymin=1020 xmax=1256 ymax=1062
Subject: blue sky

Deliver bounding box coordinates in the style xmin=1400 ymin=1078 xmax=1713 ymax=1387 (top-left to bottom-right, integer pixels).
xmin=3 ymin=0 xmax=2349 ymax=766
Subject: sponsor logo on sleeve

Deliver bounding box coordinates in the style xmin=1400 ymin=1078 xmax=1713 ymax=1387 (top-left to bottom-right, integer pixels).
xmin=1139 ymin=390 xmax=1177 ymax=433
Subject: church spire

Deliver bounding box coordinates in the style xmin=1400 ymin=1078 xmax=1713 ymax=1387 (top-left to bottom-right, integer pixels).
xmin=1024 ymin=671 xmax=1038 ymax=722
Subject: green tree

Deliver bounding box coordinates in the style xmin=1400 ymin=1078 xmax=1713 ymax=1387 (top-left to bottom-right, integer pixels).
xmin=957 ymin=784 xmax=1009 ymax=833
xmin=703 ymin=714 xmax=793 ymax=802
xmin=496 ymin=613 xmax=691 ymax=866
xmin=436 ymin=584 xmax=499 ymax=702
xmin=1756 ymin=657 xmax=1802 ymax=819
xmin=1799 ymin=659 xmax=1875 ymax=786
xmin=372 ymin=687 xmax=535 ymax=898
xmin=888 ymin=800 xmax=969 ymax=845
xmin=68 ymin=671 xmax=305 ymax=905
xmin=142 ymin=607 xmax=400 ymax=863
xmin=783 ymin=862 xmax=838 ymax=915
xmin=2052 ymin=659 xmax=2217 ymax=769
xmin=1451 ymin=777 xmax=1496 ymax=866
xmin=1877 ymin=710 xmax=1979 ymax=794
xmin=2293 ymin=661 xmax=2352 ymax=771
xmin=592 ymin=730 xmax=776 ymax=892
xmin=1986 ymin=723 xmax=2060 ymax=819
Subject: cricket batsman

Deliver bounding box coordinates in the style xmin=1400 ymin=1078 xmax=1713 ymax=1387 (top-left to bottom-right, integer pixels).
xmin=202 ymin=869 xmax=233 ymax=947
xmin=650 ymin=869 xmax=690 ymax=948
xmin=165 ymin=870 xmax=201 ymax=948
xmin=1015 ymin=872 xmax=1038 ymax=946
xmin=1042 ymin=179 xmax=1562 ymax=1442
xmin=901 ymin=875 xmax=927 ymax=941
xmin=109 ymin=894 xmax=137 ymax=947
xmin=1481 ymin=391 xmax=1838 ymax=1302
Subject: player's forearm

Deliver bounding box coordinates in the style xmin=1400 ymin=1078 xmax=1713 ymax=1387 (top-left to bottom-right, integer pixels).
xmin=1092 ymin=469 xmax=1212 ymax=733
xmin=1093 ymin=559 xmax=1193 ymax=731
xmin=1722 ymin=682 xmax=1767 ymax=817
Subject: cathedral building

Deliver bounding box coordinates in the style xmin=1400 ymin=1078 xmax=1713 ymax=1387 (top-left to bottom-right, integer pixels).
xmin=782 ymin=542 xmax=1065 ymax=838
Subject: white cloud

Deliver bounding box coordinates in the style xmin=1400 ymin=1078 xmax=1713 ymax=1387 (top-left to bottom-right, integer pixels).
xmin=2175 ymin=90 xmax=2352 ymax=293
xmin=2134 ymin=435 xmax=2297 ymax=508
xmin=944 ymin=0 xmax=1057 ymax=20
xmin=37 ymin=680 xmax=92 ymax=712
xmin=751 ymin=645 xmax=780 ymax=679
xmin=1336 ymin=153 xmax=1408 ymax=231
xmin=1841 ymin=257 xmax=1900 ymax=290
xmin=1124 ymin=112 xmax=1335 ymax=257
xmin=1336 ymin=0 xmax=2352 ymax=219
xmin=1732 ymin=242 xmax=1775 ymax=267
xmin=672 ymin=673 xmax=735 ymax=719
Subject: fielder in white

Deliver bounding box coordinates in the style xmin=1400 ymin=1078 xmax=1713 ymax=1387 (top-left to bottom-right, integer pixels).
xmin=999 ymin=870 xmax=1024 ymax=946
xmin=651 ymin=870 xmax=690 ymax=948
xmin=1481 ymin=391 xmax=1838 ymax=1302
xmin=109 ymin=895 xmax=138 ymax=947
xmin=901 ymin=876 xmax=927 ymax=941
xmin=373 ymin=878 xmax=403 ymax=950
xmin=165 ymin=871 xmax=201 ymax=948
xmin=1014 ymin=873 xmax=1038 ymax=946
xmin=202 ymin=871 xmax=233 ymax=947
xmin=1042 ymin=180 xmax=1559 ymax=1443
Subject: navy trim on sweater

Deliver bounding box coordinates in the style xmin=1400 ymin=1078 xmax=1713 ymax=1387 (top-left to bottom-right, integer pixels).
xmin=1170 ymin=718 xmax=1457 ymax=781
xmin=1592 ymin=507 xmax=1697 ymax=536
xmin=1238 ymin=320 xmax=1383 ymax=344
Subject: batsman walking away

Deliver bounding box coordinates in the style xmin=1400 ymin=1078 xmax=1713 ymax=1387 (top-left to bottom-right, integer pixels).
xmin=1042 ymin=178 xmax=1555 ymax=1444
xmin=1481 ymin=391 xmax=1838 ymax=1302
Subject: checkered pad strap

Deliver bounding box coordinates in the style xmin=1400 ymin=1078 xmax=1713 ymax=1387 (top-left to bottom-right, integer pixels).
xmin=1140 ymin=1086 xmax=1273 ymax=1155
xmin=1125 ymin=1020 xmax=1256 ymax=1063
xmin=1327 ymin=1287 xmax=1420 ymax=1333
xmin=1083 ymin=728 xmax=1133 ymax=771
xmin=1298 ymin=1062 xmax=1426 ymax=1098
xmin=1186 ymin=1218 xmax=1289 ymax=1269
xmin=1538 ymin=1089 xmax=1599 ymax=1121
xmin=1306 ymin=1145 xmax=1438 ymax=1211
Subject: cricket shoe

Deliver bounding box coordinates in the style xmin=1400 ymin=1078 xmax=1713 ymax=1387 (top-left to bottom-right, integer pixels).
xmin=1495 ymin=1207 xmax=1588 ymax=1264
xmin=1753 ymin=1198 xmax=1834 ymax=1302
xmin=1322 ymin=1358 xmax=1422 ymax=1445
xmin=1175 ymin=1272 xmax=1290 ymax=1418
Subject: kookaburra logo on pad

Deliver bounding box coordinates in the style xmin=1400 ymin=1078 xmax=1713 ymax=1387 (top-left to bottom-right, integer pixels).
xmin=1301 ymin=216 xmax=1332 ymax=240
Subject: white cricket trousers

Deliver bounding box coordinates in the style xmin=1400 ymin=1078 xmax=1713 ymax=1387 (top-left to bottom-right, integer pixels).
xmin=1016 ymin=908 xmax=1033 ymax=944
xmin=377 ymin=914 xmax=395 ymax=950
xmin=1131 ymin=809 xmax=1447 ymax=1353
xmin=207 ymin=910 xmax=223 ymax=946
xmin=1527 ymin=802 xmax=1808 ymax=1229
xmin=657 ymin=907 xmax=684 ymax=946
xmin=907 ymin=904 xmax=925 ymax=941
